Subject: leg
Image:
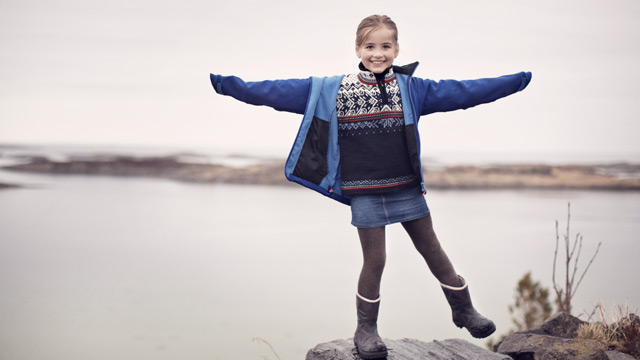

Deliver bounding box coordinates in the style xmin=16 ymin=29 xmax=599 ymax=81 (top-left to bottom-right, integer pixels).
xmin=357 ymin=226 xmax=386 ymax=300
xmin=354 ymin=226 xmax=388 ymax=359
xmin=440 ymin=275 xmax=496 ymax=338
xmin=401 ymin=215 xmax=461 ymax=287
xmin=402 ymin=215 xmax=496 ymax=338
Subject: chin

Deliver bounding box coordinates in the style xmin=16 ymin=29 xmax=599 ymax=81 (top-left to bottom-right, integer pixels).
xmin=367 ymin=63 xmax=390 ymax=73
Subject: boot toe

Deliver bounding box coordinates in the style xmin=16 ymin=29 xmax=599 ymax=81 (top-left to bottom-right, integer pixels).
xmin=355 ymin=338 xmax=388 ymax=359
xmin=455 ymin=313 xmax=496 ymax=338
xmin=467 ymin=318 xmax=496 ymax=338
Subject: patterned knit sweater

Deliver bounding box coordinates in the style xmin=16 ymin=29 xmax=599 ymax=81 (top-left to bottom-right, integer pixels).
xmin=337 ymin=65 xmax=418 ymax=196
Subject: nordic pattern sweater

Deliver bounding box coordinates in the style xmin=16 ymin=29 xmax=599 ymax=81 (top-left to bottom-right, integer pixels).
xmin=337 ymin=66 xmax=418 ymax=195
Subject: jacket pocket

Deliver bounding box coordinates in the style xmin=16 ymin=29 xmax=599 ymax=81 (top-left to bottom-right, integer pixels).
xmin=292 ymin=116 xmax=329 ymax=185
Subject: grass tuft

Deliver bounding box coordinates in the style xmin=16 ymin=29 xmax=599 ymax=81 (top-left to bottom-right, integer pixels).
xmin=577 ymin=301 xmax=640 ymax=358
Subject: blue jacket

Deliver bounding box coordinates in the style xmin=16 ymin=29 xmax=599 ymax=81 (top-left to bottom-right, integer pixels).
xmin=210 ymin=62 xmax=531 ymax=205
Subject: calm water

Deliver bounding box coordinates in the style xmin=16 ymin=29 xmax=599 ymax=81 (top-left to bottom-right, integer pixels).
xmin=1 ymin=169 xmax=639 ymax=360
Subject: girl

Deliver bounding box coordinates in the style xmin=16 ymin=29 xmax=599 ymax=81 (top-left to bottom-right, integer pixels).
xmin=210 ymin=15 xmax=531 ymax=359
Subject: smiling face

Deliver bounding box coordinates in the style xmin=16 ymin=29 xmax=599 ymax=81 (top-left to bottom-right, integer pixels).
xmin=355 ymin=26 xmax=399 ymax=74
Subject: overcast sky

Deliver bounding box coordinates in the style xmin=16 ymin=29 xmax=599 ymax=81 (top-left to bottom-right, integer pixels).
xmin=1 ymin=0 xmax=639 ymax=159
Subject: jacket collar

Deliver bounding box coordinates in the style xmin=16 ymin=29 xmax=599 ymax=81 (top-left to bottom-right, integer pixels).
xmin=393 ymin=62 xmax=419 ymax=76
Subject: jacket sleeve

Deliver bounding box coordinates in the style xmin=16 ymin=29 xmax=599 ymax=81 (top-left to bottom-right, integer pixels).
xmin=210 ymin=74 xmax=311 ymax=115
xmin=417 ymin=72 xmax=532 ymax=115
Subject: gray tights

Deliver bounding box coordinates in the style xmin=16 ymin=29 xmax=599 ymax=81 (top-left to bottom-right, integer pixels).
xmin=356 ymin=214 xmax=463 ymax=300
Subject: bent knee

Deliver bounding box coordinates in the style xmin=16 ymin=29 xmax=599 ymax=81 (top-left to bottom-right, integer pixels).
xmin=363 ymin=255 xmax=386 ymax=275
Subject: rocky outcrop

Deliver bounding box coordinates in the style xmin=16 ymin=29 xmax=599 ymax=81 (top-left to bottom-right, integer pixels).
xmin=494 ymin=312 xmax=638 ymax=360
xmin=305 ymin=313 xmax=638 ymax=360
xmin=305 ymin=338 xmax=511 ymax=360
xmin=497 ymin=332 xmax=608 ymax=360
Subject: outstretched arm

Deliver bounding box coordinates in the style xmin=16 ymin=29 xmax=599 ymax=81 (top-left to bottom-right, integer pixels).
xmin=210 ymin=74 xmax=311 ymax=115
xmin=417 ymin=72 xmax=532 ymax=115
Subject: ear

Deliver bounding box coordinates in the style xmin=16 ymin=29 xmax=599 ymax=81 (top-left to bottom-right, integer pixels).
xmin=355 ymin=45 xmax=361 ymax=58
xmin=394 ymin=43 xmax=400 ymax=58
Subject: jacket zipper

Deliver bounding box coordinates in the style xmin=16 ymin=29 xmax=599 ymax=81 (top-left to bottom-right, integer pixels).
xmin=403 ymin=72 xmax=425 ymax=195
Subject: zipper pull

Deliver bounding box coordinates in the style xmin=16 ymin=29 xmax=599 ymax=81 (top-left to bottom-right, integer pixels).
xmin=377 ymin=77 xmax=388 ymax=105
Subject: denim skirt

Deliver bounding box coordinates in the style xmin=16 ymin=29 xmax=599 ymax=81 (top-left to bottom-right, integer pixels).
xmin=349 ymin=186 xmax=430 ymax=228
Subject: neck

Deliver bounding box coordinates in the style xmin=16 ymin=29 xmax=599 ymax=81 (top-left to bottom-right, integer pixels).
xmin=358 ymin=62 xmax=392 ymax=76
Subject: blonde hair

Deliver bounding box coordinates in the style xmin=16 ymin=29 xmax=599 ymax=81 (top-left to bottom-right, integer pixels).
xmin=355 ymin=15 xmax=398 ymax=47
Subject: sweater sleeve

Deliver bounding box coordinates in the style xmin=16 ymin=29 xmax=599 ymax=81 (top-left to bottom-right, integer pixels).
xmin=417 ymin=72 xmax=532 ymax=115
xmin=210 ymin=74 xmax=311 ymax=115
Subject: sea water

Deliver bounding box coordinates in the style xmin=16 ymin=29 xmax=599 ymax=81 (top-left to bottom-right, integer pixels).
xmin=0 ymin=160 xmax=639 ymax=359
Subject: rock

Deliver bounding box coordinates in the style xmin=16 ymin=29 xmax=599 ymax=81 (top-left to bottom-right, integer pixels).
xmin=496 ymin=332 xmax=607 ymax=360
xmin=305 ymin=338 xmax=351 ymax=360
xmin=305 ymin=338 xmax=511 ymax=360
xmin=495 ymin=312 xmax=640 ymax=360
xmin=492 ymin=312 xmax=584 ymax=351
xmin=626 ymin=313 xmax=640 ymax=325
xmin=538 ymin=312 xmax=587 ymax=338
xmin=605 ymin=350 xmax=638 ymax=360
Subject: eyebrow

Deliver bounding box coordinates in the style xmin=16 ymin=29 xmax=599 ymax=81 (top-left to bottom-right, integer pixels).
xmin=364 ymin=41 xmax=394 ymax=46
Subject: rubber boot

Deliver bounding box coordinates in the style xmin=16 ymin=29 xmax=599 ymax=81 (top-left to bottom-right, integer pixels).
xmin=441 ymin=275 xmax=496 ymax=338
xmin=354 ymin=294 xmax=388 ymax=359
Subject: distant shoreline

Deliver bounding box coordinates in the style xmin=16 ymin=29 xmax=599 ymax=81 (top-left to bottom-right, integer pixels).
xmin=3 ymin=154 xmax=640 ymax=191
xmin=0 ymin=182 xmax=20 ymax=189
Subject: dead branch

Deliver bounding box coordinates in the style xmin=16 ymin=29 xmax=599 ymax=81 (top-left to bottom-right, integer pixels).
xmin=572 ymin=241 xmax=602 ymax=301
xmin=551 ymin=202 xmax=601 ymax=314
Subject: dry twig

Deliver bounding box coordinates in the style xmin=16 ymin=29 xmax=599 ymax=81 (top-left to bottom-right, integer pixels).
xmin=552 ymin=202 xmax=602 ymax=314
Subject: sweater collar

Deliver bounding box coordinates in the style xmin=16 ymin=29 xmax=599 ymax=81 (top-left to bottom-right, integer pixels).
xmin=358 ymin=62 xmax=395 ymax=85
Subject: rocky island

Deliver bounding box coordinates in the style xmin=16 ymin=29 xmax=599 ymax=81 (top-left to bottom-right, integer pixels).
xmin=0 ymin=182 xmax=19 ymax=189
xmin=3 ymin=153 xmax=640 ymax=191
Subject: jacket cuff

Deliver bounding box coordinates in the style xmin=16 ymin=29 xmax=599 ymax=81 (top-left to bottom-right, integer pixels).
xmin=210 ymin=74 xmax=224 ymax=94
xmin=517 ymin=72 xmax=532 ymax=92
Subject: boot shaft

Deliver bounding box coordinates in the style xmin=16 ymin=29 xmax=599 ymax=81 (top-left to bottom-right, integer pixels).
xmin=440 ymin=275 xmax=496 ymax=338
xmin=354 ymin=294 xmax=388 ymax=358
xmin=356 ymin=293 xmax=381 ymax=322
xmin=441 ymin=275 xmax=474 ymax=312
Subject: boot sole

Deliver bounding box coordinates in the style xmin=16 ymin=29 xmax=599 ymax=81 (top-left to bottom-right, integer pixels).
xmin=464 ymin=323 xmax=496 ymax=339
xmin=453 ymin=317 xmax=497 ymax=339
xmin=356 ymin=349 xmax=388 ymax=359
